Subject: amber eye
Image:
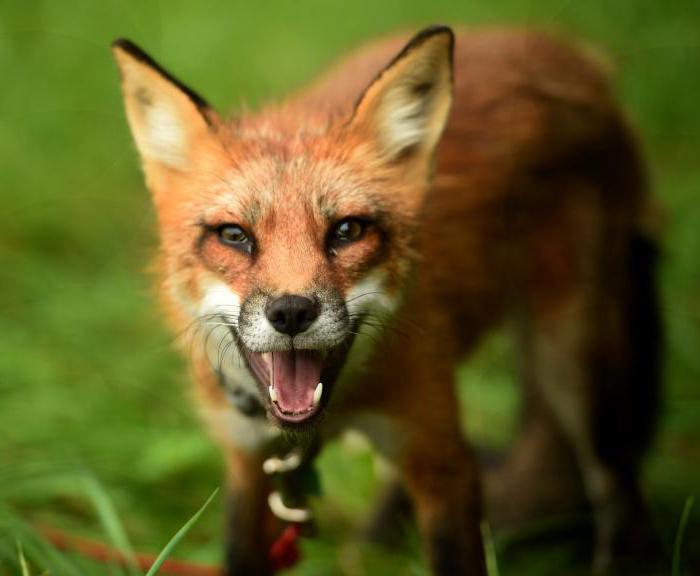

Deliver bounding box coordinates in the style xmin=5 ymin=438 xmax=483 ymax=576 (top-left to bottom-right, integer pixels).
xmin=217 ymin=224 xmax=253 ymax=253
xmin=331 ymin=218 xmax=366 ymax=245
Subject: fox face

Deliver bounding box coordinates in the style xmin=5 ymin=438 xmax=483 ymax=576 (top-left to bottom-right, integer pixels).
xmin=113 ymin=28 xmax=453 ymax=427
xmin=192 ymin=153 xmax=401 ymax=425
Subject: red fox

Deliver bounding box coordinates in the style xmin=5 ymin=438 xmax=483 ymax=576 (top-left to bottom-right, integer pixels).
xmin=113 ymin=25 xmax=662 ymax=575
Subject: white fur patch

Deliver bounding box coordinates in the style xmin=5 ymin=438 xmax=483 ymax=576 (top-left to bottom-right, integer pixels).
xmin=197 ymin=280 xmax=250 ymax=389
xmin=378 ymin=85 xmax=429 ymax=158
xmin=198 ymin=280 xmax=242 ymax=327
xmin=137 ymin=100 xmax=188 ymax=168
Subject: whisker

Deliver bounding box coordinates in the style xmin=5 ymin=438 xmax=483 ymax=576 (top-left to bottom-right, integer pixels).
xmin=345 ymin=290 xmax=387 ymax=304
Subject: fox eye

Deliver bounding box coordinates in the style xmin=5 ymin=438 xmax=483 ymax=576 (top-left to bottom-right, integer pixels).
xmin=329 ymin=217 xmax=367 ymax=252
xmin=217 ymin=224 xmax=253 ymax=253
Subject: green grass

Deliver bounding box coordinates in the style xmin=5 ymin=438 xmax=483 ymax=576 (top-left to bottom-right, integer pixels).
xmin=144 ymin=489 xmax=218 ymax=576
xmin=673 ymin=498 xmax=695 ymax=576
xmin=1 ymin=0 xmax=699 ymax=574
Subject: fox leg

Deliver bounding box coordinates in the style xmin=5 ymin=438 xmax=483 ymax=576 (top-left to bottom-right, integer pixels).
xmin=192 ymin=365 xmax=282 ymax=574
xmin=223 ymin=449 xmax=278 ymax=576
xmin=364 ymin=479 xmax=413 ymax=548
xmin=527 ymin=295 xmax=622 ymax=571
xmin=527 ymin=275 xmax=661 ymax=574
xmin=402 ymin=434 xmax=486 ymax=576
xmin=382 ymin=398 xmax=486 ymax=576
xmin=483 ymin=320 xmax=586 ymax=529
xmin=355 ymin=309 xmax=491 ymax=575
xmin=359 ymin=353 xmax=487 ymax=574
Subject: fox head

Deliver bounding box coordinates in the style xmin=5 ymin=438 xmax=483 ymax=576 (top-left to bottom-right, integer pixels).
xmin=112 ymin=27 xmax=454 ymax=428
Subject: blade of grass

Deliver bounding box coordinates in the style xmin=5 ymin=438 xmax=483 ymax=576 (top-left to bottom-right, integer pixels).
xmin=145 ymin=488 xmax=219 ymax=576
xmin=17 ymin=540 xmax=31 ymax=576
xmin=481 ymin=520 xmax=500 ymax=576
xmin=672 ymin=496 xmax=695 ymax=576
xmin=0 ymin=510 xmax=84 ymax=576
xmin=82 ymin=475 xmax=139 ymax=576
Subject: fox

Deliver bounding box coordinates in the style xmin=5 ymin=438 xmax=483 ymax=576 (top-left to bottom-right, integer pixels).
xmin=112 ymin=25 xmax=662 ymax=575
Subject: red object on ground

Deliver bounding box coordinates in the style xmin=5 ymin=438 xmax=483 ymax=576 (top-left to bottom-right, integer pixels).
xmin=269 ymin=524 xmax=302 ymax=571
xmin=40 ymin=521 xmax=303 ymax=574
xmin=39 ymin=525 xmax=220 ymax=575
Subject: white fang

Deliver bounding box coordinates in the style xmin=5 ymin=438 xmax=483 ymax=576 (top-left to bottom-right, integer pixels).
xmin=313 ymin=382 xmax=323 ymax=406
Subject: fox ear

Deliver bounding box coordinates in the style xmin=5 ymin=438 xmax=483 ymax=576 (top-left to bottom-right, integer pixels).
xmin=351 ymin=26 xmax=454 ymax=165
xmin=111 ymin=39 xmax=218 ymax=171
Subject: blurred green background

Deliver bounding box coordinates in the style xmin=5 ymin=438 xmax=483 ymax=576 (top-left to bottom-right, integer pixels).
xmin=1 ymin=0 xmax=699 ymax=574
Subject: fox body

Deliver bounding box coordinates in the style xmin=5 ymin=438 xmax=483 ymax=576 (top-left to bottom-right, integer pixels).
xmin=113 ymin=26 xmax=661 ymax=575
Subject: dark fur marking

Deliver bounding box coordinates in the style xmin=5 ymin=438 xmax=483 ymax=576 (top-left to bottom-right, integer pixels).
xmin=412 ymin=81 xmax=434 ymax=97
xmin=392 ymin=142 xmax=420 ymax=163
xmin=134 ymin=86 xmax=153 ymax=107
xmin=217 ymin=366 xmax=265 ymax=417
xmin=593 ymin=231 xmax=662 ymax=476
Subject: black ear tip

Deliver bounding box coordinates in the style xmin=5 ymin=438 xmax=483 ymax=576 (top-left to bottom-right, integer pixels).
xmin=410 ymin=25 xmax=455 ymax=49
xmin=112 ymin=38 xmax=131 ymax=49
xmin=419 ymin=24 xmax=455 ymax=38
xmin=111 ymin=38 xmax=150 ymax=60
xmin=386 ymin=25 xmax=453 ymax=71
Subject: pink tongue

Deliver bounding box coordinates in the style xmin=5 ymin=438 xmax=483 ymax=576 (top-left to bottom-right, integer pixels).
xmin=272 ymin=350 xmax=323 ymax=414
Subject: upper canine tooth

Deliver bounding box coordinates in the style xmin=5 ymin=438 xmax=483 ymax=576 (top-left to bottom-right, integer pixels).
xmin=262 ymin=352 xmax=272 ymax=366
xmin=313 ymin=382 xmax=323 ymax=406
xmin=269 ymin=386 xmax=278 ymax=403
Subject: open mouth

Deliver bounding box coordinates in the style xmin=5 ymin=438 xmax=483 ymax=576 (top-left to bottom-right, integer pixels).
xmin=243 ymin=346 xmax=348 ymax=426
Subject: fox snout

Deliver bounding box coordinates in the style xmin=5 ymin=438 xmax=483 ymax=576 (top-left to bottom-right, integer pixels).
xmin=232 ymin=287 xmax=354 ymax=425
xmin=238 ymin=288 xmax=350 ymax=353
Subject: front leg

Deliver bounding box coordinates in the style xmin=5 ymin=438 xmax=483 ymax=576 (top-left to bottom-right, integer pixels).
xmin=400 ymin=435 xmax=487 ymax=576
xmin=224 ymin=449 xmax=278 ymax=575
xmin=355 ymin=324 xmax=488 ymax=575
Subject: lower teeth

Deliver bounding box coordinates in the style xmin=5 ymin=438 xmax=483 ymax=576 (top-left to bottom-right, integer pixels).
xmin=267 ymin=383 xmax=324 ymax=414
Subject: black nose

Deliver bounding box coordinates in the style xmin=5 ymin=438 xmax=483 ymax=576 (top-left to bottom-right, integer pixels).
xmin=265 ymin=295 xmax=319 ymax=336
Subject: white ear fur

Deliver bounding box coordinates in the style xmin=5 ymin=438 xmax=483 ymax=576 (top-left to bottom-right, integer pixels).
xmin=112 ymin=40 xmax=214 ymax=170
xmin=131 ymin=96 xmax=190 ymax=168
xmin=353 ymin=27 xmax=454 ymax=163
